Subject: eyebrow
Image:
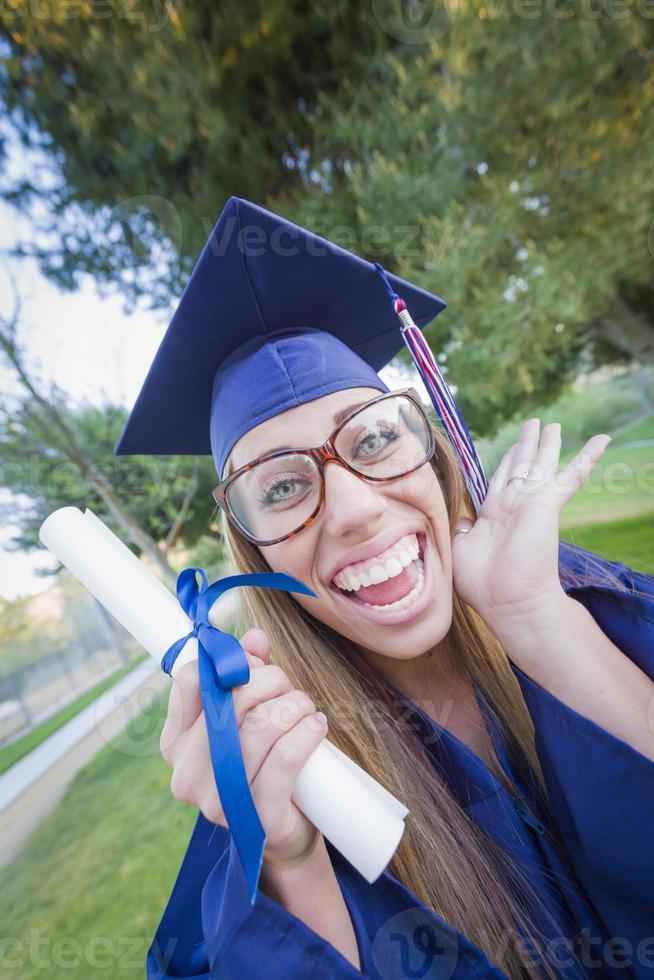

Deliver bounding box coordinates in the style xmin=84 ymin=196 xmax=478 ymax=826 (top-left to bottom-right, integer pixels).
xmin=250 ymin=402 xmax=369 ymax=458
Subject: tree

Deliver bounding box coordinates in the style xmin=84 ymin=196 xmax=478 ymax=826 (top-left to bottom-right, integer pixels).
xmin=296 ymin=7 xmax=654 ymax=432
xmin=0 ymin=296 xmax=218 ymax=584
xmin=1 ymin=2 xmax=652 ymax=434
xmin=0 ymin=0 xmax=385 ymax=307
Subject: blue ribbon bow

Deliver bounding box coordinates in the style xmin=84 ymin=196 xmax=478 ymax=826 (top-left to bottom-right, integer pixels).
xmin=161 ymin=567 xmax=316 ymax=904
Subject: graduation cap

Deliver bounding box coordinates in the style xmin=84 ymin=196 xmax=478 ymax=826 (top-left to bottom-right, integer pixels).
xmin=115 ymin=196 xmax=488 ymax=513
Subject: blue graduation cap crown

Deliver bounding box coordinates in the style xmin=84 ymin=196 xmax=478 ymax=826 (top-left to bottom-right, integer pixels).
xmin=115 ymin=196 xmax=488 ymax=511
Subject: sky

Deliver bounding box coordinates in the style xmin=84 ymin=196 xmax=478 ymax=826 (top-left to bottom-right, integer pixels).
xmin=0 ymin=234 xmax=169 ymax=600
xmin=0 ymin=136 xmax=176 ymax=602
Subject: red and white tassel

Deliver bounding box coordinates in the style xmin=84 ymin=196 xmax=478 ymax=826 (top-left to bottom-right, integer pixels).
xmin=374 ymin=264 xmax=489 ymax=515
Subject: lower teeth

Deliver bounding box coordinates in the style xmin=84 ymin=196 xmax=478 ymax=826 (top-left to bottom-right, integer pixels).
xmin=359 ymin=558 xmax=425 ymax=612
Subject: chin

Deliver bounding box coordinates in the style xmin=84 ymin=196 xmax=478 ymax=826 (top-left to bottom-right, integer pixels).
xmin=353 ymin=599 xmax=453 ymax=660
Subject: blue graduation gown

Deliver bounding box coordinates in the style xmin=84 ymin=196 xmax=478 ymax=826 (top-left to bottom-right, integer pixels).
xmin=146 ymin=543 xmax=654 ymax=979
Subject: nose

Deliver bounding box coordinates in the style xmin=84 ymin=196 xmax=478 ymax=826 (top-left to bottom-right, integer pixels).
xmin=321 ymin=460 xmax=387 ymax=538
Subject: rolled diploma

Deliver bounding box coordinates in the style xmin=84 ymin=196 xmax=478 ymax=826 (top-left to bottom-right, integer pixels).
xmin=39 ymin=506 xmax=408 ymax=882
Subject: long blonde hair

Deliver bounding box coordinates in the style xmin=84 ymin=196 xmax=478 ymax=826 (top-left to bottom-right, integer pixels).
xmin=220 ymin=423 xmax=623 ymax=978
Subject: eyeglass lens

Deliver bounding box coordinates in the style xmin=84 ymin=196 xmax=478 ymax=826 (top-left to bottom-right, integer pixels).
xmin=225 ymin=395 xmax=432 ymax=542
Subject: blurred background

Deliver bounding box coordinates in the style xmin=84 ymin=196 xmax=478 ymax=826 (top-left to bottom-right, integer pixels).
xmin=0 ymin=2 xmax=652 ymax=976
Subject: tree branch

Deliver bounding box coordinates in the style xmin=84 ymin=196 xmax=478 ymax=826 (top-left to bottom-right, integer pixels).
xmin=165 ymin=457 xmax=201 ymax=552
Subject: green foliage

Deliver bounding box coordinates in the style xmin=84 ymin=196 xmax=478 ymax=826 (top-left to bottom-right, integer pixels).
xmin=478 ymin=365 xmax=654 ymax=470
xmin=301 ymin=9 xmax=654 ymax=433
xmin=0 ymin=2 xmax=653 ymax=433
xmin=0 ymin=589 xmax=68 ymax=667
xmin=183 ymin=532 xmax=228 ymax=579
xmin=0 ymin=393 xmax=219 ymax=554
xmin=0 ymin=0 xmax=386 ymax=306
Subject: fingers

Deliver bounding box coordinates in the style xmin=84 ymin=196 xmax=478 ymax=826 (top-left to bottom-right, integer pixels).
xmin=160 ymin=660 xmax=202 ymax=759
xmin=232 ymin=662 xmax=294 ymax=725
xmin=503 ymin=418 xmax=541 ymax=493
xmin=487 ymin=442 xmax=518 ymax=496
xmin=161 ymin=628 xmax=273 ymax=759
xmin=162 ymin=637 xmax=327 ymax=851
xmin=535 ymin=422 xmax=562 ymax=484
xmin=239 ymin=689 xmax=317 ymax=781
xmin=553 ymin=433 xmax=611 ymax=505
xmin=169 ymin=709 xmax=216 ymax=812
xmin=240 ymin=627 xmax=271 ymax=668
xmin=165 ymin=660 xmax=294 ymax=789
xmin=162 ymin=633 xmax=290 ymax=806
xmin=486 ymin=421 xmax=540 ymax=496
xmin=490 ymin=420 xmax=563 ymax=495
xmin=177 ymin=685 xmax=321 ymax=826
xmin=250 ymin=711 xmax=328 ymax=826
xmin=489 ymin=419 xmax=612 ymax=512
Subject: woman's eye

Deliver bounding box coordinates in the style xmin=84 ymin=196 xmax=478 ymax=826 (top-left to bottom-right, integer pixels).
xmin=353 ymin=425 xmax=400 ymax=459
xmin=259 ymin=473 xmax=311 ymax=508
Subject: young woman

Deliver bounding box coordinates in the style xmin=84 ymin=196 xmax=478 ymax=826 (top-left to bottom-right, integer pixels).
xmin=116 ymin=198 xmax=654 ymax=979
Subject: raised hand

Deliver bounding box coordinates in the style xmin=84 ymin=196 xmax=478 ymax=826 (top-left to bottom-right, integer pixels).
xmin=452 ymin=418 xmax=611 ymax=627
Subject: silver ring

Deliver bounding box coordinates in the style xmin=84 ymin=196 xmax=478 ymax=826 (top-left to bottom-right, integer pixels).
xmin=454 ymin=526 xmax=472 ymax=535
xmin=507 ymin=468 xmax=530 ymax=484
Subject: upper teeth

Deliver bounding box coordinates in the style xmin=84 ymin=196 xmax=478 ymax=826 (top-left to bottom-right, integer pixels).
xmin=333 ymin=533 xmax=420 ymax=592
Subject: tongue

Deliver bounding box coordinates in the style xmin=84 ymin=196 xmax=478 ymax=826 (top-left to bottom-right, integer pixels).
xmin=352 ymin=560 xmax=418 ymax=606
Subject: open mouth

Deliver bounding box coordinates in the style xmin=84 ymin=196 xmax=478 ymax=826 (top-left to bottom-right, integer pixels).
xmin=330 ymin=532 xmax=428 ymax=617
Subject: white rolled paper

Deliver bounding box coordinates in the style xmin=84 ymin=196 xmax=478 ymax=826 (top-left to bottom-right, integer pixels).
xmin=39 ymin=506 xmax=408 ymax=883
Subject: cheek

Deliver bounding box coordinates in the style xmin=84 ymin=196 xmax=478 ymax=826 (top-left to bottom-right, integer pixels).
xmin=261 ymin=536 xmax=316 ymax=582
xmin=385 ymin=466 xmax=449 ymax=523
xmin=385 ymin=467 xmax=452 ymax=563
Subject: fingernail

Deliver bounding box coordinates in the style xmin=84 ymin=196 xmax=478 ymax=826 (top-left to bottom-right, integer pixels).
xmin=316 ymin=712 xmax=327 ymax=726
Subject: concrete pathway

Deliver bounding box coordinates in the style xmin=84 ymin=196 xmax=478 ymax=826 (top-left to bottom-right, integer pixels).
xmin=0 ymin=591 xmax=240 ymax=866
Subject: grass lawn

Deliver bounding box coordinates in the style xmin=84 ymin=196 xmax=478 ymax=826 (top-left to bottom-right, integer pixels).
xmin=561 ymin=511 xmax=654 ymax=575
xmin=0 ymin=653 xmax=149 ymax=776
xmin=559 ymin=436 xmax=654 ymax=529
xmin=0 ymin=686 xmax=196 ymax=979
xmin=478 ymin=395 xmax=654 ymax=530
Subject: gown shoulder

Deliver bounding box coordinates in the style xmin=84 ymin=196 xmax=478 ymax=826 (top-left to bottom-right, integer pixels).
xmin=146 ymin=812 xmax=510 ymax=979
xmin=507 ymin=540 xmax=654 ymax=963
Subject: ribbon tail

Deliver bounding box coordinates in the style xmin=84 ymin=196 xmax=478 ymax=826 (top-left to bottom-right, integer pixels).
xmin=160 ymin=630 xmax=194 ymax=676
xmin=197 ymin=571 xmax=317 ymax=617
xmin=197 ymin=641 xmax=265 ymax=904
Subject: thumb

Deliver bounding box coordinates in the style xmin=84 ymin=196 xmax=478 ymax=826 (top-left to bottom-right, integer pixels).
xmin=240 ymin=627 xmax=271 ymax=669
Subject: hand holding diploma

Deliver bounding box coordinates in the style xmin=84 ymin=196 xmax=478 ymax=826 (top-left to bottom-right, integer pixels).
xmin=161 ymin=628 xmax=332 ymax=871
xmin=39 ymin=507 xmax=409 ymax=901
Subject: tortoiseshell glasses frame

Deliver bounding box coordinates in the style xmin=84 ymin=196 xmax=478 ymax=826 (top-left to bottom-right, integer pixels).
xmin=212 ymin=387 xmax=436 ymax=547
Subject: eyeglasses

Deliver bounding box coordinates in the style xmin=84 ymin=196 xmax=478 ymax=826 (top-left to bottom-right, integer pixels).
xmin=212 ymin=388 xmax=436 ymax=547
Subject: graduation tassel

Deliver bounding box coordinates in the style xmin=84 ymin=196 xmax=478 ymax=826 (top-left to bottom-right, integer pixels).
xmin=374 ymin=263 xmax=489 ymax=515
